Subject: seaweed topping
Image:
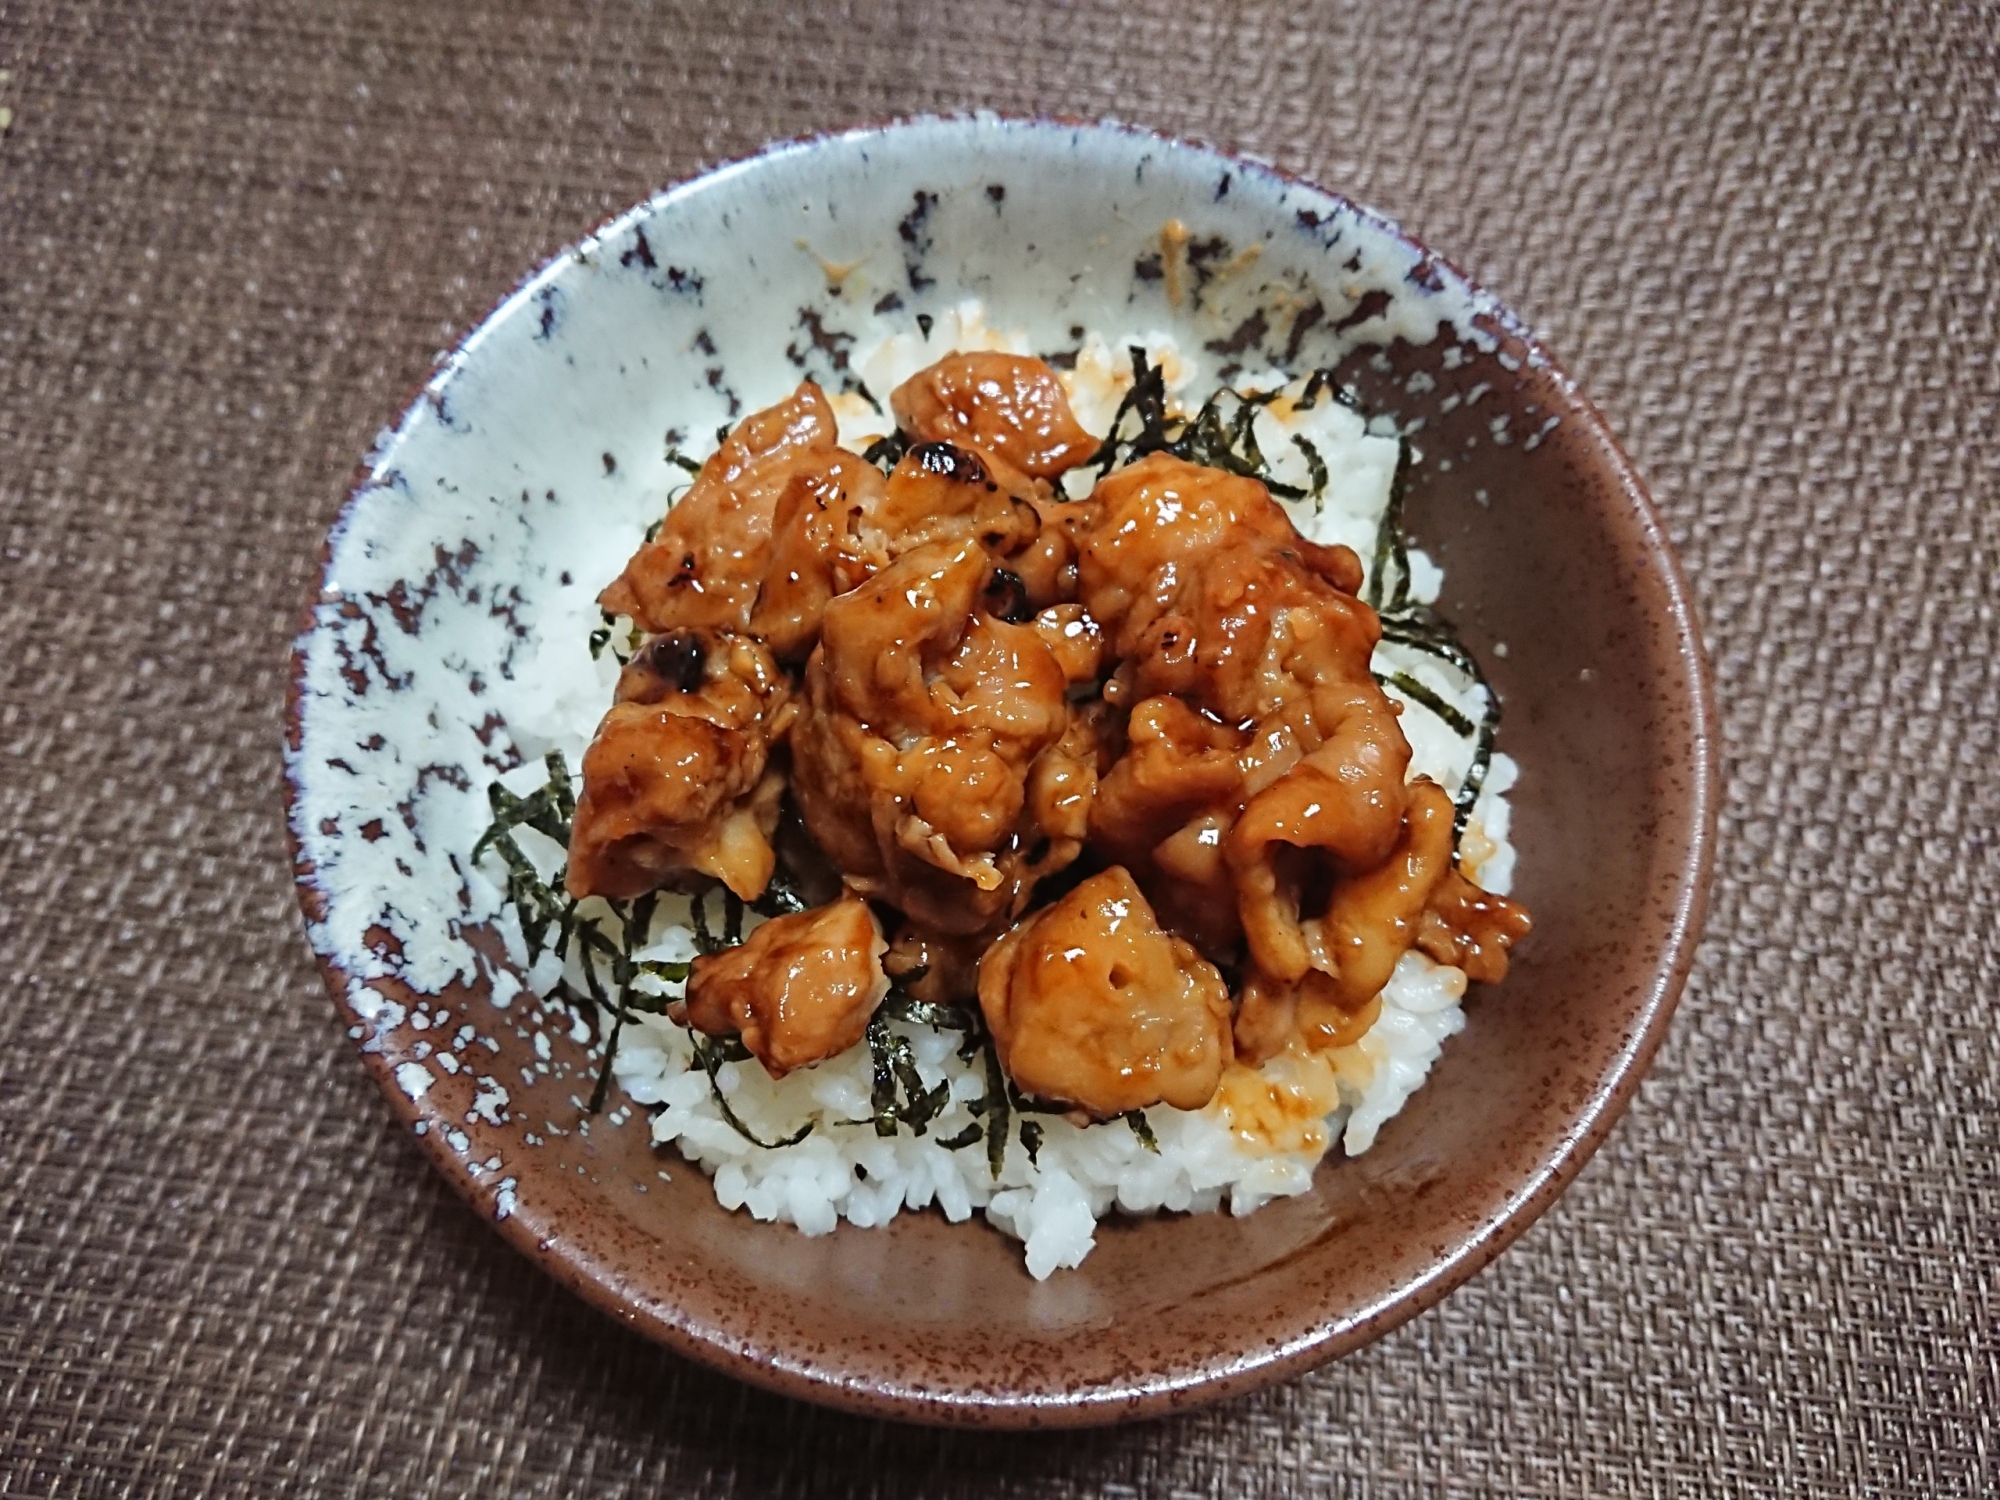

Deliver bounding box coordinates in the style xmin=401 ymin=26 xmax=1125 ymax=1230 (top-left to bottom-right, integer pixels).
xmin=1080 ymin=347 xmax=1355 ymax=507
xmin=473 ymin=756 xmax=701 ymax=1115
xmin=1121 ymin=1110 xmax=1161 ymax=1152
xmin=975 ymin=1034 xmax=1012 ymax=1179
xmin=1363 ymin=436 xmax=1501 ymax=842
xmin=692 ymin=1032 xmax=813 ymax=1148
xmin=864 ymin=1006 xmax=952 ymax=1138
xmin=1018 ymin=1119 xmax=1045 ymax=1167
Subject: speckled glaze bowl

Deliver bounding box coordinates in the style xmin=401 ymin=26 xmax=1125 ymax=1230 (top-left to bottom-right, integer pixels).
xmin=285 ymin=116 xmax=1715 ymax=1426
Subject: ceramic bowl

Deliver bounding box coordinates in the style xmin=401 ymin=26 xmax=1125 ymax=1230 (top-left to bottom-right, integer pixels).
xmin=285 ymin=115 xmax=1715 ymax=1426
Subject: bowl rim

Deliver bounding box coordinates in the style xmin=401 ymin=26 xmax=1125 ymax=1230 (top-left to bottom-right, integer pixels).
xmin=282 ymin=110 xmax=1719 ymax=1427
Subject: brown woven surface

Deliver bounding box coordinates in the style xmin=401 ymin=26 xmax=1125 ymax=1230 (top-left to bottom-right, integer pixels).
xmin=2 ymin=0 xmax=1995 ymax=1493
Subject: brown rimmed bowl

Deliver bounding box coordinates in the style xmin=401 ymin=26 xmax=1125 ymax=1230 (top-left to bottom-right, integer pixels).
xmin=284 ymin=115 xmax=1716 ymax=1427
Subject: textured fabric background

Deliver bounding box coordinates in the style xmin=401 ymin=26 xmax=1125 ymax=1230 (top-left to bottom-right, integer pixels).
xmin=2 ymin=1 xmax=1995 ymax=1494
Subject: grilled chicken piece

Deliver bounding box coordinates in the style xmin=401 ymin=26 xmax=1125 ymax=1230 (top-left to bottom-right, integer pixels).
xmin=866 ymin=440 xmax=1043 ymax=556
xmin=1417 ymin=867 xmax=1533 ymax=983
xmin=748 ymin=450 xmax=891 ymax=661
xmin=789 ymin=537 xmax=1088 ymax=935
xmin=600 ymin=383 xmax=843 ymax=635
xmin=1233 ymin=778 xmax=1454 ymax=1063
xmin=565 ymin=629 xmax=795 ymax=901
xmin=1077 ymin=450 xmax=1362 ymax=633
xmin=1076 ymin=452 xmax=1409 ymax=982
xmin=978 ymin=866 xmax=1233 ymax=1115
xmin=890 ymin=352 xmax=1100 ymax=480
xmin=683 ymin=892 xmax=889 ymax=1077
xmin=751 ymin=439 xmax=1067 ymax=661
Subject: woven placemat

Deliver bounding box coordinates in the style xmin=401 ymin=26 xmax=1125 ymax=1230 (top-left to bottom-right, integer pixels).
xmin=2 ymin=1 xmax=1994 ymax=1494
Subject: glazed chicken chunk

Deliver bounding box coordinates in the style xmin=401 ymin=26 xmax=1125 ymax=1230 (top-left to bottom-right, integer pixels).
xmin=1234 ymin=777 xmax=1453 ymax=1063
xmin=683 ymin=892 xmax=889 ymax=1076
xmin=890 ymin=351 xmax=1100 ymax=481
xmin=600 ymin=382 xmax=849 ymax=636
xmin=789 ymin=535 xmax=1089 ymax=935
xmin=1077 ymin=452 xmax=1416 ymax=980
xmin=751 ymin=434 xmax=1070 ymax=661
xmin=1416 ymin=865 xmax=1534 ymax=983
xmin=978 ymin=866 xmax=1233 ymax=1116
xmin=565 ymin=629 xmax=795 ymax=901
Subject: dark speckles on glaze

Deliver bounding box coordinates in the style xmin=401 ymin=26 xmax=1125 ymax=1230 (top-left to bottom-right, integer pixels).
xmin=531 ymin=285 xmax=562 ymax=341
xmin=897 ymin=188 xmax=939 ymax=291
xmin=1282 ymin=300 xmax=1326 ymax=365
xmin=704 ymin=365 xmax=741 ymax=417
xmin=620 ymin=227 xmax=657 ymax=272
xmin=285 ymin=115 xmax=1714 ymax=1431
xmin=784 ymin=308 xmax=856 ymax=387
xmin=424 ymin=385 xmax=469 ymax=433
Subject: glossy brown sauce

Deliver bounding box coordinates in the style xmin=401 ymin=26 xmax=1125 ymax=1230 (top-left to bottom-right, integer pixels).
xmin=567 ymin=350 xmax=1530 ymax=1118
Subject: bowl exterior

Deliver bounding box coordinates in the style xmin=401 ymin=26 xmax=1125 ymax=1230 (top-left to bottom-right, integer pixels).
xmin=284 ymin=115 xmax=1715 ymax=1426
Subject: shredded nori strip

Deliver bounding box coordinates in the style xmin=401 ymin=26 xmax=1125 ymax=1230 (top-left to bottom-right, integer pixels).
xmin=1008 ymin=1089 xmax=1075 ymax=1116
xmin=1361 ymin=436 xmax=1504 ymax=843
xmin=1295 ymin=368 xmax=1361 ymax=412
xmin=1080 ymin=346 xmax=1174 ymax=476
xmin=1457 ymin=713 xmax=1499 ymax=833
xmin=692 ymin=1033 xmax=814 ymax=1148
xmin=1018 ymin=1119 xmax=1045 ymax=1167
xmin=878 ymin=992 xmax=978 ymax=1031
xmin=1366 ymin=437 xmax=1414 ymax=611
xmin=469 ymin=750 xmax=579 ymax=960
xmin=640 ymin=447 xmax=704 ymax=545
xmin=1292 ymin=434 xmax=1329 ymax=513
xmin=1077 ymin=347 xmax=1329 ymax=507
xmin=974 ymin=1035 xmax=1012 ymax=1180
xmin=688 ymin=887 xmax=723 ymax=955
xmin=865 ymin=1012 xmax=901 ymax=1138
xmin=1378 ymin=669 xmax=1478 ymax=738
xmin=864 ymin=1009 xmax=952 ymax=1137
xmin=751 ymin=865 xmax=810 ymax=917
xmin=586 ymin=893 xmax=657 ymax=1112
xmin=1121 ymin=1110 xmax=1161 ymax=1153
xmin=588 ymin=610 xmax=637 ymax=664
xmin=1378 ymin=612 xmax=1480 ymax=675
xmin=472 ymin=749 xmax=574 ymax=862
